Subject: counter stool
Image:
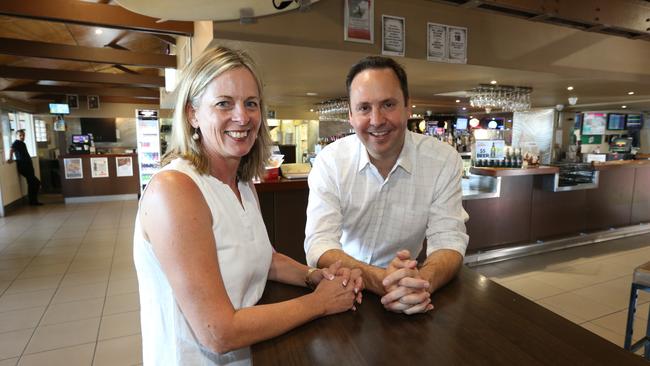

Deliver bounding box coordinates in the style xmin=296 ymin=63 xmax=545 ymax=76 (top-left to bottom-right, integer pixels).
xmin=625 ymin=261 xmax=650 ymax=360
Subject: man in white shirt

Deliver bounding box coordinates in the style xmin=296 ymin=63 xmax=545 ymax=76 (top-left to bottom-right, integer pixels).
xmin=305 ymin=56 xmax=469 ymax=315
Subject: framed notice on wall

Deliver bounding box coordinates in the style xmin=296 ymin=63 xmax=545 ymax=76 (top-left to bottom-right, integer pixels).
xmin=64 ymin=158 xmax=83 ymax=179
xmin=91 ymin=157 xmax=109 ymax=178
xmin=382 ymin=15 xmax=405 ymax=57
xmin=344 ymin=0 xmax=374 ymax=44
xmin=116 ymin=156 xmax=134 ymax=177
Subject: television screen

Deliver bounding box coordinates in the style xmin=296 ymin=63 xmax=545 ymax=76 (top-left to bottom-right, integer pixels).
xmin=49 ymin=103 xmax=70 ymax=115
xmin=607 ymin=113 xmax=626 ymax=130
xmin=72 ymin=134 xmax=90 ymax=144
xmin=81 ymin=118 xmax=117 ymax=142
xmin=574 ymin=113 xmax=583 ymax=130
xmin=626 ymin=114 xmax=643 ymax=130
xmin=582 ymin=112 xmax=606 ymax=135
xmin=455 ymin=117 xmax=468 ymax=130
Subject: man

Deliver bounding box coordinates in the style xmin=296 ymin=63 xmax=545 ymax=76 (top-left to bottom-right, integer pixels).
xmin=7 ymin=129 xmax=42 ymax=206
xmin=305 ymin=56 xmax=468 ymax=315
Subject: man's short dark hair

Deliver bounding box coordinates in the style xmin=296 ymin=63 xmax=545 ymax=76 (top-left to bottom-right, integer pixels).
xmin=345 ymin=56 xmax=409 ymax=105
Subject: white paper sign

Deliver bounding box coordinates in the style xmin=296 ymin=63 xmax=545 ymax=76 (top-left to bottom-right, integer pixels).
xmin=91 ymin=157 xmax=109 ymax=178
xmin=447 ymin=26 xmax=468 ymax=64
xmin=116 ymin=156 xmax=134 ymax=177
xmin=382 ymin=15 xmax=405 ymax=57
xmin=475 ymin=140 xmax=505 ymax=160
xmin=427 ymin=22 xmax=447 ymax=62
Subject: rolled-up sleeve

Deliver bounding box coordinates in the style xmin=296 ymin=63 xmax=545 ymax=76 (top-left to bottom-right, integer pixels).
xmin=425 ymin=151 xmax=469 ymax=257
xmin=304 ymin=154 xmax=344 ymax=267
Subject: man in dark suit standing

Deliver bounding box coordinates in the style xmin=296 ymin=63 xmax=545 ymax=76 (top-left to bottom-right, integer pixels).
xmin=7 ymin=129 xmax=42 ymax=206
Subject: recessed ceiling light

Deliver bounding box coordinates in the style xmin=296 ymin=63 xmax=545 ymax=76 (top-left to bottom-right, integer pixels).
xmin=306 ymin=92 xmax=318 ymax=96
xmin=622 ymin=105 xmax=627 ymax=108
xmin=309 ymin=108 xmax=314 ymax=112
xmin=412 ymin=105 xmax=416 ymax=108
xmin=490 ymin=80 xmax=497 ymax=85
xmin=95 ymin=28 xmax=103 ymax=35
xmin=469 ymin=116 xmax=474 ymax=118
xmin=628 ymin=91 xmax=635 ymax=95
xmin=455 ymin=99 xmax=460 ymax=103
xmin=567 ymin=86 xmax=574 ymax=91
xmin=462 ymin=107 xmax=467 ymax=110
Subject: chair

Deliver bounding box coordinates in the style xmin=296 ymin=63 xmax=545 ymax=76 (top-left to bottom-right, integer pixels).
xmin=625 ymin=261 xmax=650 ymax=360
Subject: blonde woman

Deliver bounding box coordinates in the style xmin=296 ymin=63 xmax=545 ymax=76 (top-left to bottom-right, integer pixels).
xmin=134 ymin=46 xmax=363 ymax=366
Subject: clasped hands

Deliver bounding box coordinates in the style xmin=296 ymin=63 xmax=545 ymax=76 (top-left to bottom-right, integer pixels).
xmin=308 ymin=260 xmax=364 ymax=310
xmin=380 ymin=250 xmax=433 ymax=315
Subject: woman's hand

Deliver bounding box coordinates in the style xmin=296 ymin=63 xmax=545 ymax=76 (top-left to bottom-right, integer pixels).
xmin=307 ymin=261 xmax=364 ymax=305
xmin=312 ymin=276 xmax=357 ymax=315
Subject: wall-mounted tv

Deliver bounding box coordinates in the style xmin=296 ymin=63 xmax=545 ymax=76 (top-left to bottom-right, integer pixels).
xmin=626 ymin=114 xmax=644 ymax=130
xmin=455 ymin=117 xmax=468 ymax=130
xmin=81 ymin=118 xmax=117 ymax=142
xmin=582 ymin=112 xmax=606 ymax=135
xmin=72 ymin=134 xmax=90 ymax=144
xmin=607 ymin=113 xmax=626 ymax=130
xmin=49 ymin=103 xmax=70 ymax=115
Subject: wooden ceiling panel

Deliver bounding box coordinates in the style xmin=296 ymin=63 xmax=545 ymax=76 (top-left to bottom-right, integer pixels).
xmin=0 ymin=15 xmax=75 ymax=44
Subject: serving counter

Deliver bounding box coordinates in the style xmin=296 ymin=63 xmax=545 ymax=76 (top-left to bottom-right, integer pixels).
xmin=255 ymin=159 xmax=650 ymax=263
xmin=253 ymin=267 xmax=646 ymax=365
xmin=59 ymin=153 xmax=140 ymax=203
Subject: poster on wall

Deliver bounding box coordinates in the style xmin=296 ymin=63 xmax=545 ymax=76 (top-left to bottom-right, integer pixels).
xmin=91 ymin=157 xmax=109 ymax=178
xmin=581 ymin=135 xmax=602 ymax=145
xmin=427 ymin=22 xmax=447 ymax=62
xmin=582 ymin=112 xmax=606 ymax=135
xmin=64 ymin=158 xmax=83 ymax=179
xmin=382 ymin=15 xmax=405 ymax=57
xmin=475 ymin=140 xmax=505 ymax=160
xmin=447 ymin=26 xmax=468 ymax=64
xmin=344 ymin=0 xmax=374 ymax=44
xmin=116 ymin=156 xmax=134 ymax=177
xmin=136 ymin=109 xmax=161 ymax=192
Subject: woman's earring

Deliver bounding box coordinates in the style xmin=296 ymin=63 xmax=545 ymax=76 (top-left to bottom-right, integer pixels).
xmin=192 ymin=127 xmax=200 ymax=141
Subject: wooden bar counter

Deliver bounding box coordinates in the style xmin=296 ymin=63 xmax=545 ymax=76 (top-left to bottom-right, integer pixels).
xmin=59 ymin=153 xmax=139 ymax=200
xmin=253 ymin=267 xmax=646 ymax=365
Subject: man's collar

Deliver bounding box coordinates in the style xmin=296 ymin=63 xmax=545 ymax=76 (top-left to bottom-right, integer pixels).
xmin=356 ymin=131 xmax=413 ymax=175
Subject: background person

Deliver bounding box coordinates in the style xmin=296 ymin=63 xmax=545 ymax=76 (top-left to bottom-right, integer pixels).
xmin=134 ymin=46 xmax=362 ymax=366
xmin=305 ymin=56 xmax=468 ymax=315
xmin=6 ymin=129 xmax=42 ymax=206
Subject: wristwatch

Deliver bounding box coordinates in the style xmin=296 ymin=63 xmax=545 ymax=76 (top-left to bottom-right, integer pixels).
xmin=304 ymin=267 xmax=319 ymax=289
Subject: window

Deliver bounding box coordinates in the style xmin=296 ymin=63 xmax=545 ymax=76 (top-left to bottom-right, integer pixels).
xmin=34 ymin=119 xmax=47 ymax=142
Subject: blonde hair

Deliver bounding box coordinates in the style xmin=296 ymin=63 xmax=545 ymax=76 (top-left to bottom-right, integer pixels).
xmin=162 ymin=46 xmax=272 ymax=181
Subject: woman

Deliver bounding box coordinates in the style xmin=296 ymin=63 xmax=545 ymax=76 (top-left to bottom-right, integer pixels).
xmin=134 ymin=46 xmax=363 ymax=365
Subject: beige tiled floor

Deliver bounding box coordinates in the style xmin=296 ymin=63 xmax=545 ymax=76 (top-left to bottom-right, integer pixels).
xmin=474 ymin=232 xmax=650 ymax=357
xmin=0 ymin=200 xmax=141 ymax=366
xmin=1 ymin=198 xmax=648 ymax=365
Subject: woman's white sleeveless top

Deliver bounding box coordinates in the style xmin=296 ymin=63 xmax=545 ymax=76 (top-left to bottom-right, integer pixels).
xmin=133 ymin=158 xmax=273 ymax=365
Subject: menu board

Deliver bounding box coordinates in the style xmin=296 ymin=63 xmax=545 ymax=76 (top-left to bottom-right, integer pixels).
xmin=475 ymin=140 xmax=505 ymax=160
xmin=135 ymin=109 xmax=161 ymax=192
xmin=581 ymin=112 xmax=606 ymax=135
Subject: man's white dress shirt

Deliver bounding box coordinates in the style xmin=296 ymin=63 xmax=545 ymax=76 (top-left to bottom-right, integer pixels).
xmin=305 ymin=131 xmax=469 ymax=268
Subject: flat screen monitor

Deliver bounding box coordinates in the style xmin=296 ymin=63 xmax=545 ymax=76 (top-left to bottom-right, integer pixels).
xmin=49 ymin=103 xmax=70 ymax=115
xmin=455 ymin=117 xmax=468 ymax=130
xmin=582 ymin=112 xmax=606 ymax=135
xmin=610 ymin=137 xmax=632 ymax=153
xmin=607 ymin=113 xmax=626 ymax=130
xmin=573 ymin=113 xmax=583 ymax=130
xmin=626 ymin=114 xmax=643 ymax=130
xmin=72 ymin=134 xmax=90 ymax=144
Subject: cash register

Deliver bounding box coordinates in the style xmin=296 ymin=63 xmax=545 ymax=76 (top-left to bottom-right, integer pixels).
xmin=607 ymin=137 xmax=633 ymax=160
xmin=69 ymin=134 xmax=91 ymax=154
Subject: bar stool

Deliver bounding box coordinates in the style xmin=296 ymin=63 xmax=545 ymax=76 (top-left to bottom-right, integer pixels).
xmin=625 ymin=261 xmax=650 ymax=360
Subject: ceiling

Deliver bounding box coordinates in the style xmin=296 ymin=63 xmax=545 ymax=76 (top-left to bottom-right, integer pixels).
xmin=0 ymin=0 xmax=649 ymax=119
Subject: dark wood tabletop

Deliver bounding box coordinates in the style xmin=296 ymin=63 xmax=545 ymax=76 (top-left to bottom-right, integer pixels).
xmin=253 ymin=267 xmax=647 ymax=365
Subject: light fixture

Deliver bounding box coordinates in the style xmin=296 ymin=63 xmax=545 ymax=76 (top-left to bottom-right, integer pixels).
xmin=567 ymin=86 xmax=574 ymax=91
xmin=469 ymin=84 xmax=532 ymax=112
xmin=306 ymin=92 xmax=318 ymax=96
xmin=469 ymin=118 xmax=480 ymax=128
xmin=488 ymin=120 xmax=498 ymax=129
xmin=309 ymin=108 xmax=314 ymax=112
xmin=455 ymin=99 xmax=460 ymax=103
xmin=622 ymin=105 xmax=627 ymax=109
xmin=628 ymin=91 xmax=635 ymax=95
xmin=95 ymin=28 xmax=103 ymax=35
xmin=568 ymin=96 xmax=578 ymax=105
xmin=490 ymin=80 xmax=497 ymax=85
xmin=462 ymin=107 xmax=467 ymax=110
xmin=412 ymin=105 xmax=416 ymax=108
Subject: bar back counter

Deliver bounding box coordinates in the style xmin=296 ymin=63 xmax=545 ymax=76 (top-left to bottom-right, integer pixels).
xmin=254 ymin=160 xmax=650 ymax=264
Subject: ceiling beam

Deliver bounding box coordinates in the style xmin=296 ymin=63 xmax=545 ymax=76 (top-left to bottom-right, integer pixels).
xmin=0 ymin=0 xmax=192 ymax=36
xmin=4 ymin=84 xmax=159 ymax=99
xmin=0 ymin=37 xmax=176 ymax=68
xmin=0 ymin=66 xmax=164 ymax=88
xmin=31 ymin=94 xmax=160 ymax=105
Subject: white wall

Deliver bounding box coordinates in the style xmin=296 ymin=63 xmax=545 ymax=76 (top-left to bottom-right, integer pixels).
xmin=0 ymin=157 xmax=40 ymax=213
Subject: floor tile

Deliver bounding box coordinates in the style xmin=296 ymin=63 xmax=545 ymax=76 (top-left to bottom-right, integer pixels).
xmin=0 ymin=358 xmax=18 ymax=366
xmin=591 ymin=309 xmax=648 ymax=343
xmin=41 ymin=298 xmax=104 ymax=326
xmin=4 ymin=276 xmax=62 ymax=295
xmin=24 ymin=317 xmax=100 ymax=354
xmin=17 ymin=343 xmax=94 ymax=366
xmin=538 ymin=292 xmax=618 ymax=322
xmin=0 ymin=307 xmax=45 ymax=333
xmin=498 ymin=276 xmax=566 ymax=300
xmin=103 ymin=292 xmax=139 ymax=315
xmin=59 ymin=270 xmax=110 ymax=288
xmin=98 ymin=311 xmax=141 ymax=340
xmin=51 ymin=282 xmax=107 ymax=304
xmin=0 ymin=329 xmax=33 ymax=360
xmin=93 ymin=334 xmax=142 ymax=366
xmin=16 ymin=264 xmax=68 ymax=280
xmin=107 ymin=278 xmax=139 ymax=297
xmin=581 ymin=322 xmax=623 ymax=347
xmin=0 ymin=289 xmax=55 ymax=313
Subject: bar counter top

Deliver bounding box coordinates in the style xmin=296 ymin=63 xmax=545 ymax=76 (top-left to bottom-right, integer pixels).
xmin=593 ymin=159 xmax=650 ymax=170
xmin=254 ymin=178 xmax=308 ymax=193
xmin=470 ymin=165 xmax=559 ymax=177
xmin=252 ymin=267 xmax=646 ymax=365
